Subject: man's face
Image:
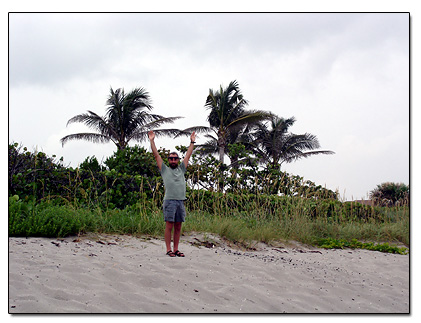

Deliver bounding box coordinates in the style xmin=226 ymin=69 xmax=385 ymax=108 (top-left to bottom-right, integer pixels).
xmin=168 ymin=154 xmax=180 ymax=169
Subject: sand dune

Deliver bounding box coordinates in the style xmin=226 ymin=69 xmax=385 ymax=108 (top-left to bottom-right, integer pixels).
xmin=8 ymin=233 xmax=409 ymax=313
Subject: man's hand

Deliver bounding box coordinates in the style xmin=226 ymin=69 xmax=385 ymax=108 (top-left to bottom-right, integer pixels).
xmin=148 ymin=130 xmax=155 ymax=141
xmin=190 ymin=131 xmax=196 ymax=143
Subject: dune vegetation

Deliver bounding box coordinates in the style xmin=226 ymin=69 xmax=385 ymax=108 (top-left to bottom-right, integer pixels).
xmin=9 ymin=83 xmax=409 ymax=255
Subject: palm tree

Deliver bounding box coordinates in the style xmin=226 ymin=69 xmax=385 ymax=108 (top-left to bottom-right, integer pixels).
xmin=181 ymin=80 xmax=271 ymax=164
xmin=61 ymin=87 xmax=182 ymax=150
xmin=250 ymin=115 xmax=334 ymax=169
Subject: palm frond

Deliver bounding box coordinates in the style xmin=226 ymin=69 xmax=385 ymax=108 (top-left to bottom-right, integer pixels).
xmin=283 ymin=133 xmax=321 ymax=152
xmin=106 ymin=88 xmax=124 ymax=123
xmin=204 ymin=134 xmax=217 ymax=141
xmin=226 ymin=110 xmax=272 ymax=129
xmin=66 ymin=110 xmax=105 ymax=129
xmin=129 ymin=128 xmax=184 ymax=143
xmin=60 ymin=133 xmax=112 ymax=147
xmin=282 ymin=149 xmax=335 ymax=164
xmin=144 ymin=116 xmax=184 ymax=130
xmin=123 ymin=87 xmax=153 ymax=111
xmin=194 ymin=139 xmax=219 ymax=156
xmin=65 ymin=110 xmax=119 ymax=141
xmin=173 ymin=126 xmax=211 ymax=138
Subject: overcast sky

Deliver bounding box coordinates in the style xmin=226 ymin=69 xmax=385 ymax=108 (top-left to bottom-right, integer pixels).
xmin=9 ymin=12 xmax=409 ymax=200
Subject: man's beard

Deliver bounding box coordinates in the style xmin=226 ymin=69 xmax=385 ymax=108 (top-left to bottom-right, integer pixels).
xmin=169 ymin=163 xmax=178 ymax=169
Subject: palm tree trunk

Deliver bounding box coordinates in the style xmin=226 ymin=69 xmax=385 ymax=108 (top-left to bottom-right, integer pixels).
xmin=218 ymin=146 xmax=225 ymax=164
xmin=216 ymin=143 xmax=225 ymax=192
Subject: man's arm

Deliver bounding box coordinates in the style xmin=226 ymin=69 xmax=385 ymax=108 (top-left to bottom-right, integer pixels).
xmin=183 ymin=132 xmax=196 ymax=168
xmin=148 ymin=131 xmax=163 ymax=170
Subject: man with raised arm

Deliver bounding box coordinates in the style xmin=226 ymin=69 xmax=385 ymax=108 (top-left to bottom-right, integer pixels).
xmin=148 ymin=130 xmax=196 ymax=257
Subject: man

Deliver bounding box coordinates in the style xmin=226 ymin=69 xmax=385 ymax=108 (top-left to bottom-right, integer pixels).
xmin=148 ymin=130 xmax=196 ymax=257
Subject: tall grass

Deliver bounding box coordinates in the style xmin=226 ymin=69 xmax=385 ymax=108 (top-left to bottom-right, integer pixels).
xmin=9 ymin=190 xmax=409 ymax=254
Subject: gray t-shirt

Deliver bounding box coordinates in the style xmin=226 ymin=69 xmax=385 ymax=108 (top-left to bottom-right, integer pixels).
xmin=160 ymin=161 xmax=187 ymax=200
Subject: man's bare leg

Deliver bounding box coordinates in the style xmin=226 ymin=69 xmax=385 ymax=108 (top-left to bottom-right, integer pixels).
xmin=165 ymin=221 xmax=174 ymax=253
xmin=173 ymin=222 xmax=182 ymax=252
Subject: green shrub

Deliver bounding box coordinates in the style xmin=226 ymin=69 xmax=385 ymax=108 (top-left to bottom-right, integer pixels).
xmin=370 ymin=182 xmax=409 ymax=207
xmin=8 ymin=196 xmax=93 ymax=237
xmin=316 ymin=238 xmax=408 ymax=255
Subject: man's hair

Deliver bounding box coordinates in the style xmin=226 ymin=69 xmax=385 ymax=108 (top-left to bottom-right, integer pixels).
xmin=168 ymin=152 xmax=179 ymax=158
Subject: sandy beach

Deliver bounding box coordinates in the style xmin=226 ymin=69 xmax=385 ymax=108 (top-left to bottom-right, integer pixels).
xmin=8 ymin=233 xmax=409 ymax=314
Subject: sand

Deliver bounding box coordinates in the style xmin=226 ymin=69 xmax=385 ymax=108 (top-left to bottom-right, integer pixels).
xmin=8 ymin=233 xmax=409 ymax=314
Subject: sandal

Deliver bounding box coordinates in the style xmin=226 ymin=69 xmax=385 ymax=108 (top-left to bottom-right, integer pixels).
xmin=174 ymin=250 xmax=185 ymax=257
xmin=166 ymin=250 xmax=176 ymax=257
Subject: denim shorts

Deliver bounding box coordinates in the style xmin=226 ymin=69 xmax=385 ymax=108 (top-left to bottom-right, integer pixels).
xmin=163 ymin=200 xmax=186 ymax=223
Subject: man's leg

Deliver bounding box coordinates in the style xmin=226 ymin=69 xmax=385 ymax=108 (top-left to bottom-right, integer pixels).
xmin=173 ymin=222 xmax=182 ymax=252
xmin=165 ymin=221 xmax=174 ymax=252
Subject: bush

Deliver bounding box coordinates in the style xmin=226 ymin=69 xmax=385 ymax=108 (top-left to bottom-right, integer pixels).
xmin=370 ymin=182 xmax=409 ymax=207
xmin=104 ymin=146 xmax=159 ymax=177
xmin=8 ymin=143 xmax=166 ymax=209
xmin=8 ymin=196 xmax=164 ymax=238
xmin=8 ymin=143 xmax=69 ymax=201
xmin=8 ymin=196 xmax=93 ymax=237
